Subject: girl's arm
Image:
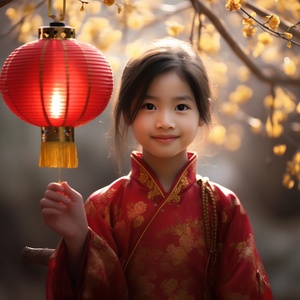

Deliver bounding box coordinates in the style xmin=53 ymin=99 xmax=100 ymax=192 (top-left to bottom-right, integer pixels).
xmin=42 ymin=182 xmax=129 ymax=300
xmin=40 ymin=181 xmax=89 ymax=283
xmin=212 ymin=186 xmax=273 ymax=299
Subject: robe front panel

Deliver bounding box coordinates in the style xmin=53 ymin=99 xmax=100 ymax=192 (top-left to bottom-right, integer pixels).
xmin=88 ymin=152 xmax=209 ymax=299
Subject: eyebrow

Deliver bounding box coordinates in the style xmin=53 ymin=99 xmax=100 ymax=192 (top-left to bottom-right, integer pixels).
xmin=174 ymin=95 xmax=194 ymax=101
xmin=144 ymin=94 xmax=194 ymax=101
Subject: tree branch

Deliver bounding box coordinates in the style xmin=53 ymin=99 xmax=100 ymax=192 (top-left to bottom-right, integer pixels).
xmin=21 ymin=246 xmax=54 ymax=266
xmin=244 ymin=0 xmax=300 ymax=41
xmin=0 ymin=0 xmax=13 ymax=8
xmin=189 ymin=0 xmax=300 ymax=86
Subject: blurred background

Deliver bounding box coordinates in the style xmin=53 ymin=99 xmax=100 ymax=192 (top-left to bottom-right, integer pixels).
xmin=0 ymin=0 xmax=299 ymax=299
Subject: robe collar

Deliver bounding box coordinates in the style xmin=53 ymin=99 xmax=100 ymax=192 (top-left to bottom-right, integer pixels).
xmin=130 ymin=151 xmax=198 ymax=201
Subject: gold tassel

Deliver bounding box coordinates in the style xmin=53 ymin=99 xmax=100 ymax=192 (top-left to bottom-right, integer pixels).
xmin=39 ymin=126 xmax=78 ymax=168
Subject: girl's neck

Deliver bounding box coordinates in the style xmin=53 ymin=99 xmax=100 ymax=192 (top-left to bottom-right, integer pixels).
xmin=141 ymin=150 xmax=189 ymax=193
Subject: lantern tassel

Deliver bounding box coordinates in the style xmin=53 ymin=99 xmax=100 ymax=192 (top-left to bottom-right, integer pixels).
xmin=39 ymin=141 xmax=78 ymax=168
xmin=39 ymin=126 xmax=78 ymax=168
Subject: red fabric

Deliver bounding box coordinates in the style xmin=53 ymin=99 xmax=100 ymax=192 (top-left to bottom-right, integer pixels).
xmin=46 ymin=152 xmax=273 ymax=299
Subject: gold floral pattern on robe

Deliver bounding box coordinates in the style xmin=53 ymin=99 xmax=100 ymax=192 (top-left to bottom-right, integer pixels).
xmin=45 ymin=151 xmax=273 ymax=300
xmin=126 ymin=201 xmax=147 ymax=228
xmin=167 ymin=170 xmax=189 ymax=203
xmin=139 ymin=167 xmax=162 ymax=200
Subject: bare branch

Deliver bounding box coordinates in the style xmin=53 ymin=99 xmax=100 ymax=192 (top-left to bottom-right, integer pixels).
xmin=0 ymin=0 xmax=13 ymax=8
xmin=21 ymin=246 xmax=54 ymax=266
xmin=189 ymin=0 xmax=300 ymax=87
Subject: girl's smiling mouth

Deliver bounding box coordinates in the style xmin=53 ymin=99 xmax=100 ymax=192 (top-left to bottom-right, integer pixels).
xmin=152 ymin=135 xmax=179 ymax=142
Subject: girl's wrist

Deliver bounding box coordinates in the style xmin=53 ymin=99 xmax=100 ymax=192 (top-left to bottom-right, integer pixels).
xmin=64 ymin=226 xmax=89 ymax=252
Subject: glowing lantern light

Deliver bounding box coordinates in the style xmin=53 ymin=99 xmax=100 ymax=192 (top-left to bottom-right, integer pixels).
xmin=0 ymin=22 xmax=113 ymax=168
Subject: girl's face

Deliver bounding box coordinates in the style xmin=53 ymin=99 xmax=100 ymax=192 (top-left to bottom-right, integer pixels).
xmin=132 ymin=71 xmax=202 ymax=161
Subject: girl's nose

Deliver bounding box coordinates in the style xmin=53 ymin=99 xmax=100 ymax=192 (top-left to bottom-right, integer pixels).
xmin=155 ymin=110 xmax=175 ymax=129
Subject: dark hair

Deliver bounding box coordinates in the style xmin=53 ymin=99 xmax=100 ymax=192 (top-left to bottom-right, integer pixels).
xmin=113 ymin=38 xmax=212 ymax=163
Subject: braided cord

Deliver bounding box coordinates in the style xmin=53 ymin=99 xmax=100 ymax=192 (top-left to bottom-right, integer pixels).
xmin=199 ymin=177 xmax=218 ymax=289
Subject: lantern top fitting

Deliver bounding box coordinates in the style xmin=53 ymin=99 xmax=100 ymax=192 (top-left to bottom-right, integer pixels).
xmin=39 ymin=23 xmax=76 ymax=40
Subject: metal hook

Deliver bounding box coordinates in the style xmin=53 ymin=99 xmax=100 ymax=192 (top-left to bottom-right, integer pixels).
xmin=48 ymin=0 xmax=66 ymax=22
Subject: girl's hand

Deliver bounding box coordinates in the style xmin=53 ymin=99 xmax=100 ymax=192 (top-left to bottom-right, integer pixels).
xmin=41 ymin=181 xmax=89 ymax=280
xmin=40 ymin=181 xmax=88 ymax=243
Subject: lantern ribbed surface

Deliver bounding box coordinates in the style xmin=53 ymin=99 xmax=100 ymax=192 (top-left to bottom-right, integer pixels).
xmin=0 ymin=38 xmax=113 ymax=127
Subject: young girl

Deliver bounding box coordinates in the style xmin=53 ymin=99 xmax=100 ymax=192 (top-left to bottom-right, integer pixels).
xmin=41 ymin=38 xmax=273 ymax=299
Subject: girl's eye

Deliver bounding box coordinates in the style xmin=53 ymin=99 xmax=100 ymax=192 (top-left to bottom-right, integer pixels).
xmin=176 ymin=104 xmax=189 ymax=111
xmin=142 ymin=103 xmax=156 ymax=110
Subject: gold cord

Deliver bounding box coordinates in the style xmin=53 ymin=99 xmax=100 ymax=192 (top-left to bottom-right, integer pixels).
xmin=198 ymin=177 xmax=218 ymax=290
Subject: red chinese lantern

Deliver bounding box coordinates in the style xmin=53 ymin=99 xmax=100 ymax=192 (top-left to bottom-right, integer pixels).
xmin=0 ymin=22 xmax=113 ymax=168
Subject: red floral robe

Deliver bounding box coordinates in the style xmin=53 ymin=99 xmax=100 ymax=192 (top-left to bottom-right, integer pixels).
xmin=46 ymin=152 xmax=273 ymax=299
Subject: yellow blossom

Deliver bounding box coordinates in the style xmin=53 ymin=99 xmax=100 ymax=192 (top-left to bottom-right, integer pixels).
xmin=221 ymin=102 xmax=239 ymax=116
xmin=102 ymin=0 xmax=122 ymax=13
xmin=263 ymin=88 xmax=295 ymax=113
xmin=229 ymin=85 xmax=253 ymax=104
xmin=282 ymin=174 xmax=294 ymax=189
xmin=242 ymin=17 xmax=255 ymax=27
xmin=126 ymin=40 xmax=144 ymax=58
xmin=242 ymin=26 xmax=257 ymax=37
xmin=103 ymin=0 xmax=115 ymax=6
xmin=284 ymin=32 xmax=293 ymax=40
xmin=264 ymin=95 xmax=274 ymax=109
xmin=257 ymin=32 xmax=273 ymax=45
xmin=78 ymin=17 xmax=122 ymax=51
xmin=265 ymin=117 xmax=283 ymax=138
xmin=261 ymin=47 xmax=278 ymax=63
xmin=273 ymin=144 xmax=287 ymax=156
xmin=211 ymin=62 xmax=228 ymax=86
xmin=225 ymin=0 xmax=241 ymax=11
xmin=5 ymin=8 xmax=17 ymax=20
xmin=255 ymin=0 xmax=274 ymax=10
xmin=241 ymin=13 xmax=258 ymax=38
xmin=209 ymin=125 xmax=226 ymax=145
xmin=266 ymin=14 xmax=280 ymax=31
xmin=224 ymin=132 xmax=242 ymax=151
xmin=165 ymin=21 xmax=184 ymax=37
xmin=124 ymin=3 xmax=154 ymax=30
xmin=283 ymin=57 xmax=296 ymax=76
xmin=238 ymin=66 xmax=250 ymax=82
xmin=224 ymin=125 xmax=244 ymax=152
xmin=199 ymin=31 xmax=221 ymax=54
xmin=293 ymin=152 xmax=300 ymax=164
xmin=292 ymin=3 xmax=300 ymax=19
xmin=253 ymin=42 xmax=265 ymax=58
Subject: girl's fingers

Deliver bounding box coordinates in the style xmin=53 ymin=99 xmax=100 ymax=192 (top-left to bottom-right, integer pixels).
xmin=44 ymin=189 xmax=71 ymax=204
xmin=41 ymin=207 xmax=65 ymax=216
xmin=47 ymin=182 xmax=65 ymax=192
xmin=61 ymin=181 xmax=82 ymax=202
xmin=40 ymin=197 xmax=69 ymax=211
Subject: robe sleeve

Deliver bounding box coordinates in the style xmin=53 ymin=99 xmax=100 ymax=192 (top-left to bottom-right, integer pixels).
xmin=213 ymin=185 xmax=273 ymax=299
xmin=45 ymin=196 xmax=128 ymax=300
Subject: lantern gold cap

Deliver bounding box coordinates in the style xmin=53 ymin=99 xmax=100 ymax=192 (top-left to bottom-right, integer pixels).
xmin=39 ymin=22 xmax=76 ymax=40
xmin=41 ymin=126 xmax=75 ymax=143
